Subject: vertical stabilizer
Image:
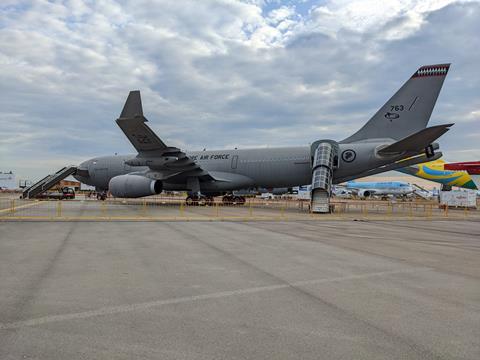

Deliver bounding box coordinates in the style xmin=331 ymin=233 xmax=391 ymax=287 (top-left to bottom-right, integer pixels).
xmin=342 ymin=64 xmax=450 ymax=143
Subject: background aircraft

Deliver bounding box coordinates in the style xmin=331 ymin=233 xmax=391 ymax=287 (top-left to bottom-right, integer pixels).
xmin=343 ymin=181 xmax=414 ymax=198
xmin=397 ymin=159 xmax=478 ymax=190
xmin=66 ymin=64 xmax=452 ymax=212
xmin=444 ymin=161 xmax=480 ymax=189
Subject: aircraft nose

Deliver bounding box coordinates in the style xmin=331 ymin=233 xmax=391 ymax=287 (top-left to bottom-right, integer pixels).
xmin=75 ymin=161 xmax=91 ymax=179
xmin=75 ymin=167 xmax=90 ymax=178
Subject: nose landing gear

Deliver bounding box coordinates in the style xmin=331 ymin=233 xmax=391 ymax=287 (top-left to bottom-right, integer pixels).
xmin=96 ymin=190 xmax=107 ymax=201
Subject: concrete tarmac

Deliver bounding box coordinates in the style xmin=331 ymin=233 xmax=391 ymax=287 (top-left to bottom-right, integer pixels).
xmin=0 ymin=219 xmax=479 ymax=359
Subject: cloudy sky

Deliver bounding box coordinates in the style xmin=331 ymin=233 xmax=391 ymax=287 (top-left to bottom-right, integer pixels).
xmin=1 ymin=0 xmax=479 ymax=181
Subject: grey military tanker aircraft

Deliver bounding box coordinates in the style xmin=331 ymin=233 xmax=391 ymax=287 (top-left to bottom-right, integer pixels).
xmin=74 ymin=64 xmax=452 ymax=212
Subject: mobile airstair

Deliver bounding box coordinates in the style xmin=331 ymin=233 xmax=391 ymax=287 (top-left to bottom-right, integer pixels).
xmin=412 ymin=183 xmax=432 ymax=199
xmin=310 ymin=140 xmax=339 ymax=213
xmin=22 ymin=166 xmax=77 ymax=199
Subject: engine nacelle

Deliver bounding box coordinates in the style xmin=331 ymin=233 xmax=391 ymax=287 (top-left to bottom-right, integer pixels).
xmin=109 ymin=174 xmax=162 ymax=198
xmin=358 ymin=190 xmax=372 ymax=198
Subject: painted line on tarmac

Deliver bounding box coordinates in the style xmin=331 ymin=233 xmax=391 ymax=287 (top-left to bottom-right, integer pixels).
xmin=0 ymin=201 xmax=43 ymax=214
xmin=0 ymin=267 xmax=431 ymax=330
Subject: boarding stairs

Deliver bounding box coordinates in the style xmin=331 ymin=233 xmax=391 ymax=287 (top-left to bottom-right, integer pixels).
xmin=310 ymin=140 xmax=338 ymax=213
xmin=22 ymin=165 xmax=77 ymax=199
xmin=412 ymin=183 xmax=431 ymax=199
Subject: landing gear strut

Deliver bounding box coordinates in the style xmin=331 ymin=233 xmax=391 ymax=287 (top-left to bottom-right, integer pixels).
xmin=96 ymin=191 xmax=107 ymax=201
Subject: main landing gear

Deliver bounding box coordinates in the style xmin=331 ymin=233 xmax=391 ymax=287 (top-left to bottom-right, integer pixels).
xmin=184 ymin=194 xmax=246 ymax=206
xmin=185 ymin=194 xmax=215 ymax=206
xmin=222 ymin=194 xmax=246 ymax=205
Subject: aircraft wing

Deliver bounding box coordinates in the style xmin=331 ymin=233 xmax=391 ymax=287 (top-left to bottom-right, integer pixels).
xmin=342 ymin=183 xmax=373 ymax=195
xmin=116 ymin=91 xmax=214 ymax=181
xmin=345 ymin=185 xmax=376 ymax=196
xmin=116 ymin=91 xmax=168 ymax=153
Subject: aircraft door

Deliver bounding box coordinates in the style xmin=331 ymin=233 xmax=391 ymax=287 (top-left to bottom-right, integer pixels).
xmin=92 ymin=168 xmax=108 ymax=189
xmin=231 ymin=155 xmax=238 ymax=169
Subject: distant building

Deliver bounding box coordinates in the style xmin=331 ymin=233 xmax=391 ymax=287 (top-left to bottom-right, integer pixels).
xmin=56 ymin=180 xmax=81 ymax=191
xmin=0 ymin=171 xmax=16 ymax=189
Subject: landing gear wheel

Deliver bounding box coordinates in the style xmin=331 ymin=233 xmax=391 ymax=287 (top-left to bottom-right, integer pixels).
xmin=197 ymin=197 xmax=207 ymax=206
xmin=231 ymin=196 xmax=246 ymax=205
xmin=222 ymin=195 xmax=233 ymax=205
xmin=186 ymin=195 xmax=210 ymax=206
xmin=186 ymin=196 xmax=195 ymax=206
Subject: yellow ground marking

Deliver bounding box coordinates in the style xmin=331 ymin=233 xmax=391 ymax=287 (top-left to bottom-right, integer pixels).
xmin=0 ymin=200 xmax=43 ymax=214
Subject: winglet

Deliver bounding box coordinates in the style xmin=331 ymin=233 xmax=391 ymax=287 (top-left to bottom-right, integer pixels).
xmin=120 ymin=90 xmax=143 ymax=118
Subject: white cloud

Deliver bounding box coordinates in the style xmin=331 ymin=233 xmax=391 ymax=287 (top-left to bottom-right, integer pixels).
xmin=0 ymin=0 xmax=480 ymax=180
xmin=308 ymin=0 xmax=467 ymax=37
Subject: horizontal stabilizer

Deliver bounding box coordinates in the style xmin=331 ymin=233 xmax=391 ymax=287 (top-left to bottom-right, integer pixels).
xmin=377 ymin=124 xmax=453 ymax=156
xmin=335 ymin=152 xmax=443 ymax=184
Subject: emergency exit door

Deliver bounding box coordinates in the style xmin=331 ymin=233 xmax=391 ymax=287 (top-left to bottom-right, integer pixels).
xmin=231 ymin=155 xmax=238 ymax=169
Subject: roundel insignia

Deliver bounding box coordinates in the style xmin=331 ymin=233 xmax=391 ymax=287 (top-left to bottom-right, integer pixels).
xmin=384 ymin=112 xmax=400 ymax=120
xmin=341 ymin=149 xmax=356 ymax=163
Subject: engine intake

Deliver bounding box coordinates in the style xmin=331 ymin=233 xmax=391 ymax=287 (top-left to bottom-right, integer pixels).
xmin=358 ymin=190 xmax=372 ymax=198
xmin=109 ymin=174 xmax=162 ymax=198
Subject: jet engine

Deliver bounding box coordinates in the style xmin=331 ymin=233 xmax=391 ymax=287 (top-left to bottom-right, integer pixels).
xmin=358 ymin=190 xmax=372 ymax=198
xmin=109 ymin=174 xmax=162 ymax=198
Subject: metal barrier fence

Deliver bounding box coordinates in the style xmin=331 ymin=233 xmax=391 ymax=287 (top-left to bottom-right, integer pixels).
xmin=0 ymin=196 xmax=477 ymax=221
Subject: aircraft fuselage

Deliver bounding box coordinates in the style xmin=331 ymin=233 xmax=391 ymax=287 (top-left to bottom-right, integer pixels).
xmin=76 ymin=147 xmax=311 ymax=192
xmin=75 ymin=141 xmax=415 ymax=194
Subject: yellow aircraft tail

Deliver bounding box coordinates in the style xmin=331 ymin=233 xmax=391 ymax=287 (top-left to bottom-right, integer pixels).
xmin=400 ymin=158 xmax=477 ymax=190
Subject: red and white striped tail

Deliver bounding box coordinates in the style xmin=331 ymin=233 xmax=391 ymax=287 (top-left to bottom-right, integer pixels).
xmin=411 ymin=64 xmax=450 ymax=78
xmin=444 ymin=161 xmax=480 ymax=189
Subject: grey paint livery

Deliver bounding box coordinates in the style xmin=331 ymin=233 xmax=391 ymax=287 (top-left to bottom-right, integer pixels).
xmin=74 ymin=64 xmax=453 ymax=197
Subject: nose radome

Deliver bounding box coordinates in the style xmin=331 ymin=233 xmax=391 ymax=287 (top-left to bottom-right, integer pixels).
xmin=75 ymin=160 xmax=90 ymax=179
